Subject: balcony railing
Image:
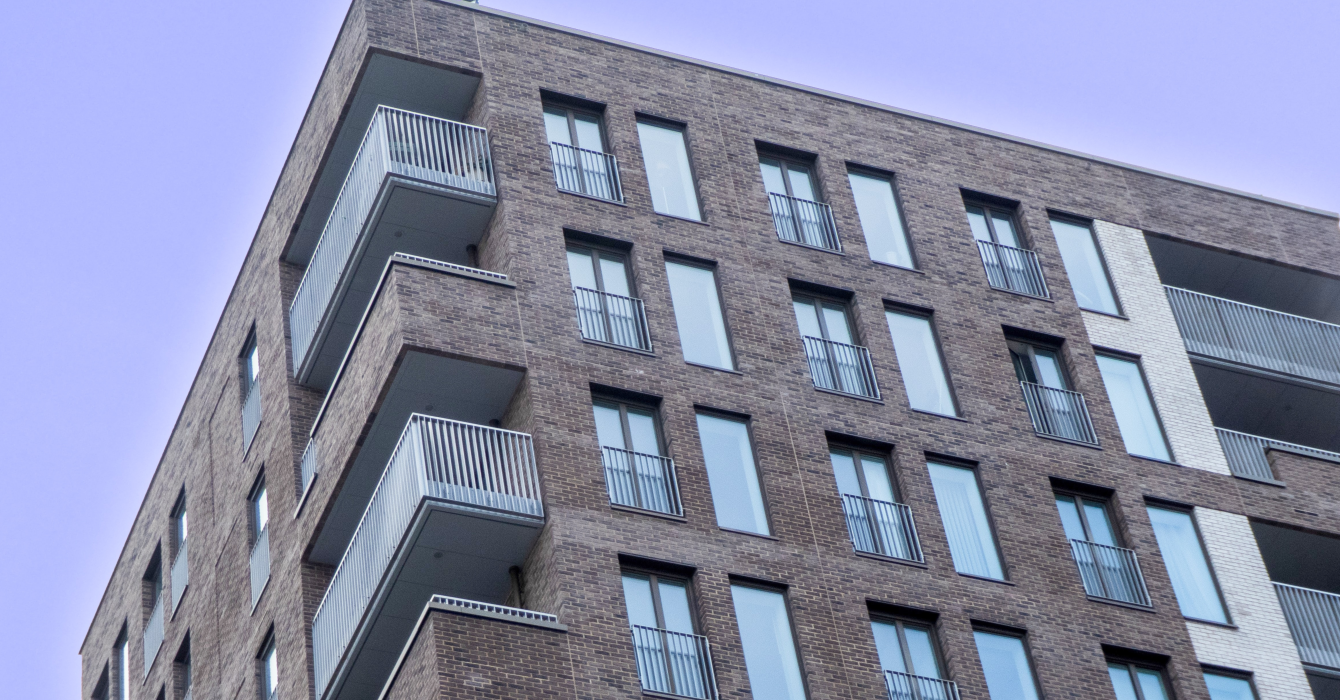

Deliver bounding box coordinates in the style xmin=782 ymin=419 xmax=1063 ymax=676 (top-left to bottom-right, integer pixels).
xmin=1019 ymin=381 xmax=1099 ymax=445
xmin=802 ymin=336 xmax=880 ymax=399
xmin=300 ymin=438 xmax=320 ymax=498
xmin=602 ymin=446 xmax=683 ymax=516
xmin=550 ymin=142 xmax=623 ymax=202
xmin=768 ymin=192 xmax=841 ymax=252
xmin=630 ymin=625 xmax=719 ymax=700
xmin=1166 ymin=286 xmax=1340 ymax=385
xmin=573 ymin=287 xmax=652 ymax=351
xmin=170 ymin=541 xmax=188 ymax=611
xmin=290 ymin=107 xmax=494 ymax=374
xmin=1217 ymin=427 xmax=1340 ymax=483
xmin=976 ymin=240 xmax=1049 ymax=299
xmin=250 ymin=525 xmax=270 ymax=609
xmin=1068 ymin=539 xmax=1152 ymax=607
xmin=241 ymin=382 xmax=261 ymax=453
xmin=1275 ymin=582 xmax=1340 ymax=670
xmin=142 ymin=595 xmax=164 ymax=676
xmin=312 ymin=415 xmax=541 ymax=699
xmin=884 ymin=670 xmax=960 ymax=700
xmin=183 ymin=687 xmax=192 ymax=700
xmin=842 ymin=494 xmax=923 ymax=563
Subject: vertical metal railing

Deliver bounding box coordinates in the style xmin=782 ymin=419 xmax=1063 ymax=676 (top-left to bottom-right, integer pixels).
xmin=573 ymin=287 xmax=652 ymax=351
xmin=1019 ymin=381 xmax=1099 ymax=445
xmin=250 ymin=525 xmax=270 ymax=609
xmin=1275 ymin=582 xmax=1340 ymax=670
xmin=601 ymin=446 xmax=683 ymax=516
xmin=884 ymin=670 xmax=960 ymax=700
xmin=142 ymin=595 xmax=164 ymax=676
xmin=311 ymin=415 xmax=541 ymax=699
xmin=768 ymin=192 xmax=841 ymax=252
xmin=630 ymin=625 xmax=719 ymax=700
xmin=842 ymin=494 xmax=923 ymax=562
xmin=802 ymin=336 xmax=880 ymax=399
xmin=299 ymin=438 xmax=320 ymax=497
xmin=976 ymin=240 xmax=1049 ymax=299
xmin=241 ymin=382 xmax=261 ymax=453
xmin=1068 ymin=539 xmax=1152 ymax=607
xmin=289 ymin=107 xmax=495 ymax=374
xmin=170 ymin=540 xmax=188 ymax=611
xmin=549 ymin=142 xmax=624 ymax=202
xmin=182 ymin=687 xmax=192 ymax=700
xmin=1216 ymin=427 xmax=1340 ymax=483
xmin=1165 ymin=286 xmax=1340 ymax=385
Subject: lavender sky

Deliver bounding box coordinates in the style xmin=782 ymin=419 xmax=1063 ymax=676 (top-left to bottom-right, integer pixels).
xmin=0 ymin=0 xmax=1335 ymax=696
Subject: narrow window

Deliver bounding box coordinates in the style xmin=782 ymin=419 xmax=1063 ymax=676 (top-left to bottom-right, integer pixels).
xmin=665 ymin=259 xmax=733 ymax=371
xmin=637 ymin=120 xmax=700 ymax=220
xmin=115 ymin=630 xmax=130 ymax=700
xmin=173 ymin=496 xmax=188 ymax=559
xmin=1051 ymin=216 xmax=1120 ymax=315
xmin=1054 ymin=492 xmax=1149 ymax=604
xmin=172 ymin=491 xmax=189 ymax=609
xmin=623 ymin=571 xmax=710 ymax=698
xmin=1096 ymin=354 xmax=1171 ymax=461
xmin=848 ymin=170 xmax=913 ymax=268
xmin=568 ymin=243 xmax=649 ymax=350
xmin=927 ymin=462 xmax=1003 ymax=580
xmin=1146 ymin=506 xmax=1228 ymax=624
xmin=832 ymin=447 xmax=919 ymax=561
xmin=973 ymin=629 xmax=1042 ymax=700
xmin=695 ymin=412 xmax=768 ymax=535
xmin=241 ymin=333 xmax=260 ymax=396
xmin=259 ymin=635 xmax=278 ymax=700
xmin=731 ymin=584 xmax=807 ymax=700
xmin=239 ymin=329 xmax=261 ymax=451
xmin=1203 ymin=670 xmax=1259 ymax=700
xmin=761 ymin=152 xmax=835 ymax=250
xmin=545 ymin=103 xmax=619 ymax=201
xmin=794 ymin=293 xmax=877 ymax=398
xmin=871 ymin=617 xmax=946 ymax=690
xmin=1108 ymin=661 xmax=1171 ymax=700
xmin=594 ymin=398 xmax=678 ymax=514
xmin=1010 ymin=337 xmax=1097 ymax=445
xmin=885 ymin=309 xmax=956 ymax=416
xmin=249 ymin=475 xmax=271 ymax=607
xmin=252 ymin=479 xmax=270 ymax=539
xmin=174 ymin=639 xmax=192 ymax=700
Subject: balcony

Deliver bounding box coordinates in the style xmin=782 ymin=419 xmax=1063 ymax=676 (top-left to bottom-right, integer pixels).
xmin=1019 ymin=382 xmax=1099 ymax=445
xmin=1275 ymin=582 xmax=1340 ymax=670
xmin=884 ymin=670 xmax=960 ymax=700
xmin=142 ymin=595 xmax=164 ymax=676
xmin=630 ymin=625 xmax=719 ymax=700
xmin=602 ymin=446 xmax=683 ymax=516
xmin=249 ymin=526 xmax=269 ymax=609
xmin=1068 ymin=539 xmax=1152 ymax=607
xmin=170 ymin=542 xmax=188 ymax=611
xmin=802 ymin=336 xmax=880 ymax=399
xmin=241 ymin=382 xmax=261 ymax=453
xmin=550 ymin=142 xmax=624 ymax=202
xmin=841 ymin=494 xmax=923 ymax=563
xmin=768 ymin=192 xmax=841 ymax=252
xmin=574 ymin=287 xmax=652 ymax=352
xmin=976 ymin=240 xmax=1049 ymax=299
xmin=1216 ymin=428 xmax=1340 ymax=483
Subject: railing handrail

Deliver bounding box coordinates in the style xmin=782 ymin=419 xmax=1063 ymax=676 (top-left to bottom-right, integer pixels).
xmin=629 ymin=624 xmax=719 ymax=700
xmin=549 ymin=141 xmax=624 ymax=202
xmin=801 ymin=335 xmax=880 ymax=399
xmin=1019 ymin=381 xmax=1099 ymax=445
xmin=841 ymin=493 xmax=923 ymax=563
xmin=768 ymin=190 xmax=828 ymax=208
xmin=1167 ymin=285 xmax=1340 ymax=329
xmin=767 ymin=191 xmax=841 ymax=252
xmin=883 ymin=669 xmax=960 ymax=700
xmin=573 ymin=286 xmax=653 ymax=352
xmin=631 ymin=623 xmax=710 ymax=641
xmin=600 ymin=445 xmax=683 ymax=516
xmin=431 ymin=595 xmax=560 ymax=624
xmin=975 ymin=239 xmax=1050 ymax=298
xmin=1274 ymin=581 xmax=1340 ymax=670
xmin=1068 ymin=538 xmax=1152 ymax=607
xmin=1276 ymin=580 xmax=1340 ymax=599
xmin=573 ymin=285 xmax=642 ymax=304
xmin=1216 ymin=427 xmax=1340 ymax=461
xmin=1020 ymin=380 xmax=1085 ymax=401
xmin=549 ymin=140 xmax=614 ymax=159
xmin=976 ymin=238 xmax=1033 ymax=255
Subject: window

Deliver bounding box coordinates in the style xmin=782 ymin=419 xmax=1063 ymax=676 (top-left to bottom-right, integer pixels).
xmin=1203 ymin=671 xmax=1258 ymax=700
xmin=259 ymin=635 xmax=278 ymax=700
xmin=1009 ymin=340 xmax=1071 ymax=391
xmin=173 ymin=495 xmax=188 ymax=556
xmin=885 ymin=309 xmax=956 ymax=416
xmin=637 ymin=120 xmax=700 ymax=220
xmin=175 ymin=640 xmax=192 ymax=700
xmin=568 ymin=243 xmax=649 ymax=350
xmin=848 ymin=170 xmax=913 ymax=268
xmin=927 ymin=462 xmax=1003 ymax=580
xmin=832 ymin=447 xmax=919 ymax=560
xmin=1096 ymin=354 xmax=1171 ymax=461
xmin=1055 ymin=492 xmax=1119 ymax=545
xmin=545 ymin=104 xmax=620 ymax=201
xmin=252 ymin=479 xmax=269 ymax=539
xmin=760 ymin=155 xmax=818 ymax=203
xmin=794 ymin=294 xmax=877 ymax=397
xmin=240 ymin=330 xmax=261 ymax=451
xmin=594 ymin=398 xmax=678 ymax=514
xmin=249 ymin=475 xmax=271 ymax=607
xmin=665 ymin=259 xmax=733 ymax=370
xmin=1108 ymin=661 xmax=1171 ymax=700
xmin=1051 ymin=217 xmax=1120 ymax=315
xmin=761 ymin=153 xmax=835 ymax=249
xmin=967 ymin=202 xmax=1023 ymax=248
xmin=731 ymin=584 xmax=807 ymax=700
xmin=1010 ymin=337 xmax=1097 ymax=445
xmin=545 ymin=105 xmax=606 ymax=153
xmin=871 ymin=618 xmax=945 ymax=682
xmin=241 ymin=333 xmax=259 ymax=397
xmin=695 ymin=412 xmax=768 ymax=535
xmin=973 ymin=630 xmax=1041 ymax=700
xmin=623 ymin=571 xmax=711 ymax=698
xmin=1146 ymin=506 xmax=1228 ymax=623
xmin=115 ymin=630 xmax=129 ymax=700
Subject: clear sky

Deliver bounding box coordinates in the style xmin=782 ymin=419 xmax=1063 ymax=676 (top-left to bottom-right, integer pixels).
xmin=0 ymin=0 xmax=1335 ymax=697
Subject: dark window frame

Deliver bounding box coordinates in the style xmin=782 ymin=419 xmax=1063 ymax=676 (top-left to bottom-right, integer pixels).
xmin=174 ymin=636 xmax=192 ymax=700
xmin=1146 ymin=501 xmax=1233 ymax=625
xmin=971 ymin=624 xmax=1045 ymax=696
xmin=884 ymin=303 xmax=962 ymax=417
xmin=1048 ymin=212 xmax=1125 ymax=316
xmin=566 ymin=241 xmax=635 ymax=295
xmin=932 ymin=458 xmax=1010 ymax=581
xmin=728 ymin=578 xmax=812 ymax=700
xmin=1094 ymin=349 xmax=1175 ymax=462
xmin=543 ymin=102 xmax=610 ymax=154
xmin=845 ymin=164 xmax=919 ymax=269
xmin=828 ymin=442 xmax=900 ymax=502
xmin=664 ymin=254 xmax=738 ymax=372
xmin=620 ymin=567 xmax=701 ymax=634
xmin=257 ymin=630 xmax=278 ymax=700
xmin=171 ymin=489 xmax=188 ymax=560
xmin=635 ymin=115 xmax=706 ymax=223
xmin=593 ymin=396 xmax=667 ymax=457
xmin=239 ymin=328 xmax=259 ymax=396
xmin=758 ymin=150 xmax=822 ymax=203
xmin=694 ymin=407 xmax=773 ymax=536
xmin=1007 ymin=337 xmax=1074 ymax=391
xmin=143 ymin=547 xmax=164 ymax=619
xmin=248 ymin=471 xmax=268 ymax=545
xmin=869 ymin=612 xmax=948 ymax=679
xmin=1053 ymin=488 xmax=1125 ymax=547
xmin=792 ymin=291 xmax=859 ymax=345
xmin=1201 ymin=665 xmax=1260 ymax=700
xmin=1107 ymin=658 xmax=1173 ymax=700
xmin=965 ymin=199 xmax=1028 ymax=249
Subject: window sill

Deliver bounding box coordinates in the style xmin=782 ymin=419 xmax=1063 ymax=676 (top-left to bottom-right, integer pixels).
xmin=1231 ymin=473 xmax=1287 ymax=488
xmin=909 ymin=408 xmax=968 ymax=422
xmin=777 ymin=238 xmax=844 ymax=256
xmin=1184 ymin=616 xmax=1236 ymax=630
xmin=853 ymin=550 xmax=928 ymax=569
xmin=653 ymin=212 xmax=710 ymax=226
xmin=1079 ymin=308 xmax=1129 ymax=321
xmin=610 ymin=503 xmax=687 ymax=523
xmin=813 ymin=386 xmax=883 ymax=404
xmin=1125 ymin=453 xmax=1181 ymax=467
xmin=870 ymin=260 xmax=923 ymax=274
xmin=685 ymin=361 xmax=743 ymax=375
xmin=581 ymin=337 xmax=656 ymax=357
xmin=1034 ymin=432 xmax=1103 ymax=450
xmin=718 ymin=526 xmax=778 ymax=541
xmin=557 ymin=187 xmax=628 ymax=207
xmin=957 ymin=572 xmax=1013 ymax=586
xmin=1085 ymin=595 xmax=1155 ymax=613
xmin=986 ymin=285 xmax=1053 ymax=303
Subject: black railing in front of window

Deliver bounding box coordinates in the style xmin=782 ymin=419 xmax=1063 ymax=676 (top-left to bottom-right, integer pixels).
xmin=1019 ymin=382 xmax=1098 ymax=445
xmin=630 ymin=625 xmax=719 ymax=700
xmin=602 ymin=446 xmax=683 ymax=516
xmin=1068 ymin=539 xmax=1152 ymax=607
xmin=550 ymin=142 xmax=624 ymax=202
xmin=802 ymin=336 xmax=880 ymax=399
xmin=976 ymin=240 xmax=1049 ymax=299
xmin=768 ymin=192 xmax=841 ymax=252
xmin=884 ymin=670 xmax=960 ymax=700
xmin=842 ymin=494 xmax=923 ymax=562
xmin=573 ymin=287 xmax=652 ymax=352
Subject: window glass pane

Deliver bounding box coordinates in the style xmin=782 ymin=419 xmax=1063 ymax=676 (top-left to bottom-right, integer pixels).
xmin=265 ymin=646 xmax=278 ymax=695
xmin=573 ymin=114 xmax=604 ymax=152
xmin=871 ymin=621 xmax=908 ymax=674
xmin=117 ymin=640 xmax=128 ymax=700
xmin=1032 ymin=349 xmax=1067 ymax=390
xmin=638 ymin=122 xmax=701 ymax=220
xmin=598 ymin=255 xmax=630 ymax=297
xmin=787 ymin=165 xmax=816 ymax=201
xmin=543 ymin=109 xmax=571 ymax=146
xmin=927 ymin=462 xmax=1003 ymax=579
xmin=973 ymin=631 xmax=1040 ymax=700
xmin=626 ymin=409 xmax=660 ymax=455
xmin=255 ymin=487 xmax=269 ymax=531
xmin=566 ymin=249 xmax=598 ymax=290
xmin=1010 ymin=351 xmax=1036 ymax=384
xmin=849 ymin=172 xmax=913 ymax=268
xmin=1204 ymin=672 xmax=1257 ymax=700
xmin=966 ymin=206 xmax=992 ymax=242
xmin=860 ymin=456 xmax=896 ymax=503
xmin=666 ymin=262 xmax=733 ymax=370
xmin=991 ymin=213 xmax=1020 ymax=248
xmin=821 ymin=305 xmax=853 ymax=345
xmin=247 ymin=345 xmax=260 ymax=384
xmin=792 ymin=299 xmax=823 ymax=339
xmin=177 ymin=510 xmax=189 ymax=545
xmin=658 ymin=580 xmax=695 ymax=634
xmin=622 ymin=574 xmax=658 ymax=628
xmin=1137 ymin=669 xmax=1170 ymax=700
xmin=731 ymin=585 xmax=807 ymax=700
xmin=1082 ymin=500 xmax=1117 ymax=546
xmin=886 ymin=311 xmax=956 ymax=416
xmin=1054 ymin=495 xmax=1087 ymax=541
xmin=829 ymin=450 xmax=861 ymax=498
xmin=1146 ymin=506 xmax=1227 ymax=623
xmin=1097 ymin=355 xmax=1170 ymax=461
xmin=696 ymin=413 xmax=768 ymax=535
xmin=1051 ymin=218 xmax=1119 ymax=314
xmin=1108 ymin=664 xmax=1139 ymax=700
xmin=760 ymin=159 xmax=788 ymax=195
xmin=593 ymin=404 xmax=625 ymax=449
xmin=904 ymin=626 xmax=941 ymax=678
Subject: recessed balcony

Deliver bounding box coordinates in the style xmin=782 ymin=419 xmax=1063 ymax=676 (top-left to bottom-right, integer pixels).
xmin=1276 ymin=582 xmax=1340 ymax=671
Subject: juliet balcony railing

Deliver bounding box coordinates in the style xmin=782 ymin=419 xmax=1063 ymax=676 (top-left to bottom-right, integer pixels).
xmin=142 ymin=595 xmax=164 ymax=676
xmin=802 ymin=336 xmax=880 ymax=399
xmin=250 ymin=525 xmax=270 ymax=609
xmin=630 ymin=625 xmax=720 ymax=700
xmin=1068 ymin=539 xmax=1152 ymax=607
xmin=1274 ymin=582 xmax=1340 ymax=670
xmin=573 ymin=287 xmax=652 ymax=351
xmin=289 ymin=107 xmax=494 ymax=375
xmin=170 ymin=541 xmax=188 ymax=611
xmin=842 ymin=494 xmax=923 ymax=563
xmin=312 ymin=415 xmax=542 ymax=699
xmin=884 ymin=670 xmax=961 ymax=700
xmin=976 ymin=240 xmax=1049 ymax=299
xmin=550 ymin=142 xmax=624 ymax=203
xmin=299 ymin=438 xmax=320 ymax=499
xmin=602 ymin=446 xmax=683 ymax=516
xmin=1165 ymin=286 xmax=1340 ymax=385
xmin=768 ymin=192 xmax=841 ymax=252
xmin=1019 ymin=381 xmax=1099 ymax=446
xmin=241 ymin=382 xmax=261 ymax=453
xmin=1216 ymin=428 xmax=1340 ymax=483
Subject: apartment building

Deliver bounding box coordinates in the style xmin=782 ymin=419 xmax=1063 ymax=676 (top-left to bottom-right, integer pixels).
xmin=79 ymin=2 xmax=1340 ymax=700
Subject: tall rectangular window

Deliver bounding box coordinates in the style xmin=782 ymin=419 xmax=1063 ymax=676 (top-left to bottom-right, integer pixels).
xmin=1146 ymin=506 xmax=1228 ymax=623
xmin=115 ymin=631 xmax=129 ymax=700
xmin=927 ymin=462 xmax=1004 ymax=580
xmin=568 ymin=242 xmax=650 ymax=351
xmin=665 ymin=260 xmax=733 ymax=370
xmin=637 ymin=120 xmax=700 ymax=220
xmin=696 ymin=413 xmax=768 ymax=535
xmin=849 ymin=171 xmax=913 ymax=268
xmin=731 ymin=584 xmax=807 ymax=700
xmin=259 ymin=635 xmax=278 ymax=700
xmin=594 ymin=399 xmax=679 ymax=515
xmin=885 ymin=310 xmax=956 ymax=416
xmin=1108 ymin=661 xmax=1170 ymax=700
xmin=252 ymin=480 xmax=269 ymax=537
xmin=1051 ymin=217 xmax=1120 ymax=315
xmin=623 ymin=571 xmax=710 ymax=698
xmin=1203 ymin=671 xmax=1258 ymax=700
xmin=1096 ymin=354 xmax=1171 ymax=461
xmin=871 ymin=618 xmax=945 ymax=681
xmin=973 ymin=630 xmax=1041 ymax=700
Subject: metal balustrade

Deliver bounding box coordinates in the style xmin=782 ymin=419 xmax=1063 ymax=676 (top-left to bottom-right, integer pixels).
xmin=550 ymin=142 xmax=624 ymax=202
xmin=1216 ymin=427 xmax=1340 ymax=483
xmin=250 ymin=526 xmax=270 ymax=609
xmin=183 ymin=687 xmax=192 ymax=700
xmin=290 ymin=107 xmax=494 ymax=373
xmin=630 ymin=625 xmax=719 ymax=700
xmin=430 ymin=595 xmax=560 ymax=624
xmin=142 ymin=595 xmax=164 ymax=676
xmin=1166 ymin=286 xmax=1340 ymax=385
xmin=241 ymin=382 xmax=261 ymax=453
xmin=976 ymin=240 xmax=1049 ymax=299
xmin=884 ymin=670 xmax=960 ymax=700
xmin=312 ymin=415 xmax=541 ymax=699
xmin=1275 ymin=582 xmax=1340 ymax=670
xmin=1019 ymin=382 xmax=1099 ymax=445
xmin=602 ymin=446 xmax=683 ymax=516
xmin=300 ymin=438 xmax=319 ymax=497
xmin=802 ymin=336 xmax=880 ymax=399
xmin=1068 ymin=539 xmax=1152 ymax=607
xmin=842 ymin=494 xmax=923 ymax=562
xmin=170 ymin=541 xmax=188 ymax=611
xmin=573 ymin=287 xmax=652 ymax=351
xmin=768 ymin=192 xmax=841 ymax=252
